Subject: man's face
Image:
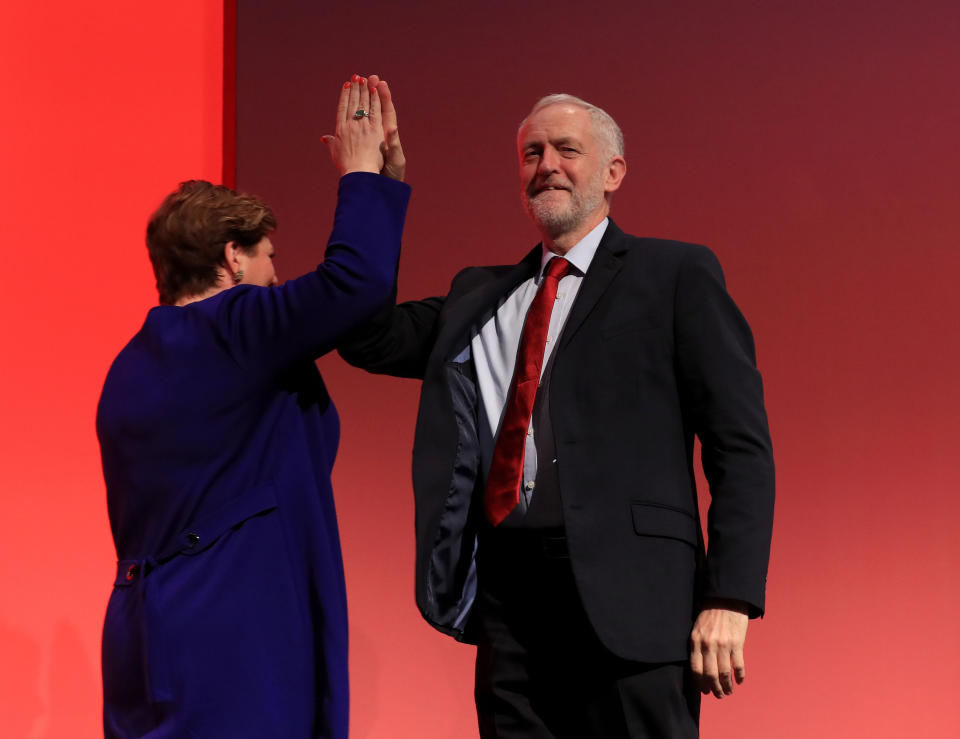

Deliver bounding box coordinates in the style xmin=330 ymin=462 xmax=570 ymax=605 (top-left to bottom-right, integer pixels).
xmin=518 ymin=104 xmax=610 ymax=239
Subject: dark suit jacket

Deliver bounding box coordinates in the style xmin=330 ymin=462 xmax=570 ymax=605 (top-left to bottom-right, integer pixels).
xmin=341 ymin=219 xmax=774 ymax=663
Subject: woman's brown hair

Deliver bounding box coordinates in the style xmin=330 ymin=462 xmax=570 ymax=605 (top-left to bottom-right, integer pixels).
xmin=146 ymin=180 xmax=277 ymax=305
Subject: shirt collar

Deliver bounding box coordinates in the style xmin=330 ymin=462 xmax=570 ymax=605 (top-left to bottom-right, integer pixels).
xmin=538 ymin=217 xmax=609 ymax=279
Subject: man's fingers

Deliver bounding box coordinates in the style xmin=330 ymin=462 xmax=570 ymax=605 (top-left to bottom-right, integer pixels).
xmin=733 ymin=645 xmax=746 ymax=685
xmin=689 ymin=642 xmax=703 ymax=681
xmin=690 ymin=638 xmax=718 ymax=697
xmin=716 ymin=646 xmax=734 ymax=696
xmin=704 ymin=649 xmax=723 ymax=698
xmin=368 ymin=81 xmax=382 ymax=125
xmin=378 ymin=80 xmax=399 ymax=138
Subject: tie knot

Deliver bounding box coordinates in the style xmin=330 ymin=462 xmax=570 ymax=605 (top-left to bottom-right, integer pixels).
xmin=543 ymin=256 xmax=572 ymax=282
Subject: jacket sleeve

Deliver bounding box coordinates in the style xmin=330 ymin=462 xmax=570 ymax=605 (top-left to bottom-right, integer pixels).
xmin=673 ymin=245 xmax=775 ymax=617
xmin=337 ymin=294 xmax=445 ymax=380
xmin=213 ymin=172 xmax=411 ymax=377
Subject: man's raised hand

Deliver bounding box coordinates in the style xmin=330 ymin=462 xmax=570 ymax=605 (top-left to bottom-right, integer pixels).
xmin=367 ymin=75 xmax=405 ymax=182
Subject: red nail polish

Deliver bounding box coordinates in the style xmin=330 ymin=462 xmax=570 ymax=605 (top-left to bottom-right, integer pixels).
xmin=359 ymin=78 xmax=366 ymax=85
xmin=352 ymin=74 xmax=358 ymax=81
xmin=343 ymin=81 xmax=351 ymax=89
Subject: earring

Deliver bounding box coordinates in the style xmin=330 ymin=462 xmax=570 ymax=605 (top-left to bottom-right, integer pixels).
xmin=233 ymin=269 xmax=244 ymax=284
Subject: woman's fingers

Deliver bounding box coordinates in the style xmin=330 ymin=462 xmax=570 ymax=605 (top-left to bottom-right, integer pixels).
xmin=347 ymin=75 xmax=361 ymax=124
xmin=357 ymin=75 xmax=371 ymax=120
xmin=325 ymin=74 xmax=388 ymax=175
xmin=335 ymin=79 xmax=351 ymax=129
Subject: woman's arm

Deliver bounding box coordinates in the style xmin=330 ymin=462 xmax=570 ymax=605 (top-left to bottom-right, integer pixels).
xmin=213 ymin=77 xmax=411 ymax=376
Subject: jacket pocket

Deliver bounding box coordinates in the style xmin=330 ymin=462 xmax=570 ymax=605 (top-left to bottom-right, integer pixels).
xmin=157 ymin=483 xmax=279 ymax=561
xmin=631 ymin=501 xmax=697 ymax=546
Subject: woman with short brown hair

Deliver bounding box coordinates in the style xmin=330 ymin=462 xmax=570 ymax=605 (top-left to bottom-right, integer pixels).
xmin=97 ymin=76 xmax=405 ymax=738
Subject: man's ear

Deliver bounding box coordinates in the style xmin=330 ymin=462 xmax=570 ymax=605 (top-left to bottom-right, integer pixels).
xmin=604 ymin=156 xmax=627 ymax=194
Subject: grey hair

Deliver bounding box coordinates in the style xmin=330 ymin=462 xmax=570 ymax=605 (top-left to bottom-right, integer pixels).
xmin=519 ymin=93 xmax=625 ymax=160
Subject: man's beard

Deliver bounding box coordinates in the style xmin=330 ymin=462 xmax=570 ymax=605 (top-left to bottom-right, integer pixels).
xmin=522 ymin=172 xmax=605 ymax=239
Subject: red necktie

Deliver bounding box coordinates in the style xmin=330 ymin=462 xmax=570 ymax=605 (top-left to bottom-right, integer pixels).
xmin=485 ymin=256 xmax=573 ymax=526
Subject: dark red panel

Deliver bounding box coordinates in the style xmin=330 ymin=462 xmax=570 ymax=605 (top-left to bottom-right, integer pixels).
xmin=235 ymin=2 xmax=960 ymax=737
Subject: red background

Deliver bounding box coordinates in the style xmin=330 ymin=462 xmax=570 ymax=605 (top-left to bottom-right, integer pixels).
xmin=1 ymin=0 xmax=958 ymax=736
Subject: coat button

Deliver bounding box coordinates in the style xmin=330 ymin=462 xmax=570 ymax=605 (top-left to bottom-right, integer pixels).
xmin=125 ymin=564 xmax=138 ymax=581
xmin=186 ymin=532 xmax=200 ymax=548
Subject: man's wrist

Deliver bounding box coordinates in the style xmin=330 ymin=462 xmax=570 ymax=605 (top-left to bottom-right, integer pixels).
xmin=699 ymin=598 xmax=751 ymax=615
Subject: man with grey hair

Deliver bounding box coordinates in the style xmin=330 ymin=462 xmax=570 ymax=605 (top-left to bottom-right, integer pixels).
xmin=520 ymin=93 xmax=626 ymax=159
xmin=342 ymin=92 xmax=774 ymax=738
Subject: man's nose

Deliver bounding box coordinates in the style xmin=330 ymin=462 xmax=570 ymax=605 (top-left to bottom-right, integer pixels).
xmin=538 ymin=147 xmax=560 ymax=174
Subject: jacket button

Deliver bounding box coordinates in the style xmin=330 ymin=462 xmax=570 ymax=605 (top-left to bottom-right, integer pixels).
xmin=186 ymin=532 xmax=200 ymax=548
xmin=125 ymin=564 xmax=137 ymax=581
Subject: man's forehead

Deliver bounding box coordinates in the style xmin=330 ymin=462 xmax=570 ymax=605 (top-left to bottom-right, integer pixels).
xmin=518 ymin=104 xmax=592 ymax=144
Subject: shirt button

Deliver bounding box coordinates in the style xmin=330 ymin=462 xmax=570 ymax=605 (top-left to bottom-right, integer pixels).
xmin=527 ymin=429 xmax=533 ymax=436
xmin=525 ymin=481 xmax=535 ymax=491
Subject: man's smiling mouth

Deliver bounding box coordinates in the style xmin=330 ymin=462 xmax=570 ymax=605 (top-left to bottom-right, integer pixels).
xmin=532 ymin=183 xmax=570 ymax=195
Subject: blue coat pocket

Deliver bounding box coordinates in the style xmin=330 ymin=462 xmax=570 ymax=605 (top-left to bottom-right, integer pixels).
xmin=157 ymin=483 xmax=279 ymax=561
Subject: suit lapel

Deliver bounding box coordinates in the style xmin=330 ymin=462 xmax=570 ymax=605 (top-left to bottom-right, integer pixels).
xmin=438 ymin=246 xmax=542 ymax=357
xmin=556 ymin=219 xmax=628 ymax=352
xmin=436 ymin=218 xmax=630 ymax=359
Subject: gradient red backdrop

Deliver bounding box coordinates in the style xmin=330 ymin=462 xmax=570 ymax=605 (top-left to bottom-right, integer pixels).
xmin=2 ymin=1 xmax=958 ymax=736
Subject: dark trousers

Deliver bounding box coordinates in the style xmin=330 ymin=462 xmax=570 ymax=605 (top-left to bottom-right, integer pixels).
xmin=473 ymin=528 xmax=700 ymax=739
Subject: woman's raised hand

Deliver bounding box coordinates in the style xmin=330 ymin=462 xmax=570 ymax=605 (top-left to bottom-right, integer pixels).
xmin=322 ymin=75 xmax=385 ymax=176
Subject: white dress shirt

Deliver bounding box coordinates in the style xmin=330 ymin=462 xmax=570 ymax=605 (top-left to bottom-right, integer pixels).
xmin=471 ymin=218 xmax=608 ymax=515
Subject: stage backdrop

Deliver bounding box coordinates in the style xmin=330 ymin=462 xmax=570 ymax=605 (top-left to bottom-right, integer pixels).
xmin=0 ymin=1 xmax=224 ymax=736
xmin=235 ymin=1 xmax=958 ymax=737
xmin=1 ymin=0 xmax=957 ymax=736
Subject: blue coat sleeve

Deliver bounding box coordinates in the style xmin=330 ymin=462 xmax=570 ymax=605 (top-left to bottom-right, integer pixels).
xmin=213 ymin=172 xmax=410 ymax=375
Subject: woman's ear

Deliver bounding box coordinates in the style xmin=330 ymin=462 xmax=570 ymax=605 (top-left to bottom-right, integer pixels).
xmin=222 ymin=241 xmax=243 ymax=282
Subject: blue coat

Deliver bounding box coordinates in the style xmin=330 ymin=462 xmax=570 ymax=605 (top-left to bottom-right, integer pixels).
xmin=97 ymin=173 xmax=410 ymax=738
